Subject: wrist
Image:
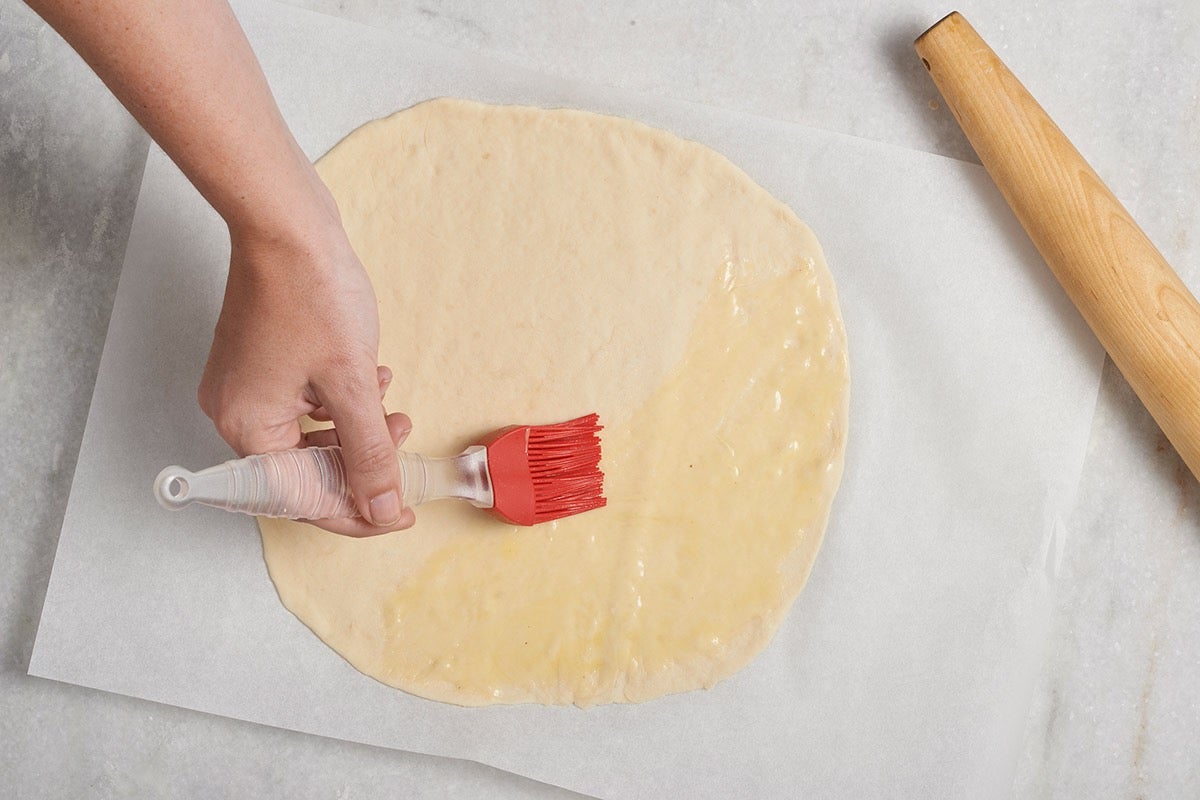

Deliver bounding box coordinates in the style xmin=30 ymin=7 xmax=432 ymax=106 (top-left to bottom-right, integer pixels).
xmin=222 ymin=139 xmax=344 ymax=252
xmin=225 ymin=177 xmax=348 ymax=274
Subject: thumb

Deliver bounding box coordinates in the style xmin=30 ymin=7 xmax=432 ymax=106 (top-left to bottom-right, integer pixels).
xmin=317 ymin=368 xmax=404 ymax=526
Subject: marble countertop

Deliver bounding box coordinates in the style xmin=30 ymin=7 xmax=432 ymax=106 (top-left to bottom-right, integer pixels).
xmin=2 ymin=1 xmax=1197 ymax=796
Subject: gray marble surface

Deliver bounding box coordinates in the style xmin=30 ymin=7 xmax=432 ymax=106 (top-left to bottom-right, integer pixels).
xmin=2 ymin=0 xmax=1197 ymax=797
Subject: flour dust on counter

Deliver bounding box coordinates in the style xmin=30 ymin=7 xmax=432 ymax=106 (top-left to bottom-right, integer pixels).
xmin=258 ymin=98 xmax=849 ymax=707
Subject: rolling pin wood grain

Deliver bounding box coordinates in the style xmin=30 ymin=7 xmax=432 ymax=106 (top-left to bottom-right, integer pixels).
xmin=915 ymin=11 xmax=1200 ymax=481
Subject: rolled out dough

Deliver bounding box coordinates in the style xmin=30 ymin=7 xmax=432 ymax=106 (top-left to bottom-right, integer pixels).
xmin=258 ymin=98 xmax=849 ymax=706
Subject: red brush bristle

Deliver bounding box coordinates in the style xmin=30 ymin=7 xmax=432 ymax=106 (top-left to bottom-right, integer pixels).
xmin=526 ymin=413 xmax=606 ymax=523
xmin=481 ymin=413 xmax=607 ymax=526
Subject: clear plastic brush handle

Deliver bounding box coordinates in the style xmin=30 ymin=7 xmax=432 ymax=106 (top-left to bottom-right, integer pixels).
xmin=154 ymin=446 xmax=493 ymax=520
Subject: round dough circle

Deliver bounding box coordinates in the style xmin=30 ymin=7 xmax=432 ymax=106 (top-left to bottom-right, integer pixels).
xmin=259 ymin=99 xmax=848 ymax=707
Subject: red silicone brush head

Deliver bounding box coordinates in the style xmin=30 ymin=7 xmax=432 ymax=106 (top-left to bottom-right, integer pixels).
xmin=480 ymin=413 xmax=607 ymax=526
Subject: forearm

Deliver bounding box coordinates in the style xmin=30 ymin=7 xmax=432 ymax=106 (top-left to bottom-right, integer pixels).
xmin=31 ymin=0 xmax=408 ymax=531
xmin=28 ymin=0 xmax=330 ymax=240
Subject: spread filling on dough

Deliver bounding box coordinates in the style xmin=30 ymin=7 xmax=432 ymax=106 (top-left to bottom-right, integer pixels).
xmin=259 ymin=98 xmax=848 ymax=707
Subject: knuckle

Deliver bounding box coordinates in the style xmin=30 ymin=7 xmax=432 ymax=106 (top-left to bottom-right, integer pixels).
xmin=197 ymin=377 xmax=224 ymax=421
xmin=323 ymin=372 xmax=374 ymax=407
xmin=197 ymin=386 xmax=213 ymax=419
xmin=210 ymin=401 xmax=262 ymax=455
xmin=315 ymin=349 xmax=378 ymax=396
xmin=348 ymin=439 xmax=397 ymax=481
xmin=212 ymin=412 xmax=245 ymax=446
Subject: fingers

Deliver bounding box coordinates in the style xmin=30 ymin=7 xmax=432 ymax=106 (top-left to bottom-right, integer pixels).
xmin=376 ymin=365 xmax=393 ymax=390
xmin=308 ymin=366 xmax=392 ymax=423
xmin=301 ymin=413 xmax=414 ymax=536
xmin=306 ymin=506 xmax=416 ymax=538
xmin=200 ymin=395 xmax=305 ymax=457
xmin=302 ymin=412 xmax=412 ymax=449
xmin=315 ymin=367 xmax=406 ymax=527
xmin=202 ymin=354 xmax=412 ymax=535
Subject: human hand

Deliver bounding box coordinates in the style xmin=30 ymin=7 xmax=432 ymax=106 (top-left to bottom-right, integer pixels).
xmin=198 ymin=212 xmax=413 ymax=537
xmin=29 ymin=0 xmax=415 ymax=536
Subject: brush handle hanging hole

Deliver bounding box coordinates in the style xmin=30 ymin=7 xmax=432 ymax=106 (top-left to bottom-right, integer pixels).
xmin=154 ymin=467 xmax=195 ymax=510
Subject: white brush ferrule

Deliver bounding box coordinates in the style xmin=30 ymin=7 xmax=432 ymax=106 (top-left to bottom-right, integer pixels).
xmin=397 ymin=446 xmax=493 ymax=509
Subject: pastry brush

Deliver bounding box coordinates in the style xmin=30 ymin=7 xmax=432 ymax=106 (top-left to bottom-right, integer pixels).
xmin=154 ymin=413 xmax=606 ymax=526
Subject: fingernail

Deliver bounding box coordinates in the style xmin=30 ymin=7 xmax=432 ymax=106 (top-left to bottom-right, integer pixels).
xmin=369 ymin=490 xmax=402 ymax=526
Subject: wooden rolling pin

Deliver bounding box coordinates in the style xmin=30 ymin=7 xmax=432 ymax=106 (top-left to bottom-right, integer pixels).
xmin=915 ymin=12 xmax=1200 ymax=480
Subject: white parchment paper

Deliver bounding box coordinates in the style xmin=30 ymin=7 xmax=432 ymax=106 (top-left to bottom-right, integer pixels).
xmin=30 ymin=1 xmax=1105 ymax=797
